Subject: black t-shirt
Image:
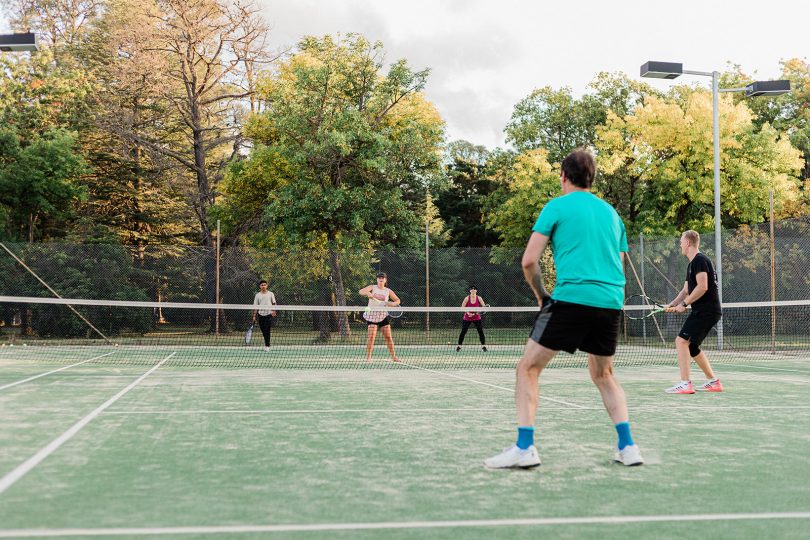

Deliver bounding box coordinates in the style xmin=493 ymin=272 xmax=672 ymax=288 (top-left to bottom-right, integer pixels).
xmin=686 ymin=252 xmax=721 ymax=313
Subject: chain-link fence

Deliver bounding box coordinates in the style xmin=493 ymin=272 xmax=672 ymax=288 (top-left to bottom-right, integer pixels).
xmin=624 ymin=217 xmax=810 ymax=302
xmin=1 ymin=217 xmax=808 ymax=338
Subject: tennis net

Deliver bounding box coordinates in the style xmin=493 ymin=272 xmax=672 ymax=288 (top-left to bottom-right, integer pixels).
xmin=1 ymin=296 xmax=808 ymax=368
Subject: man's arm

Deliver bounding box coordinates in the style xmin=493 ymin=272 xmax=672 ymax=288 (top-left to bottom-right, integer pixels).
xmin=667 ymin=276 xmax=708 ymax=314
xmin=521 ymin=232 xmax=551 ymax=305
xmin=684 ymin=273 xmax=708 ymax=305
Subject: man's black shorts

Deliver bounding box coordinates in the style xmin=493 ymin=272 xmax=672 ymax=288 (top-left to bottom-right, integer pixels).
xmin=529 ymin=300 xmax=621 ymax=356
xmin=679 ymin=310 xmax=721 ymax=357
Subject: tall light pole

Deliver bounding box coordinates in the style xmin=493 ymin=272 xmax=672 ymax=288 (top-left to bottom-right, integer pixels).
xmin=640 ymin=61 xmax=790 ymax=348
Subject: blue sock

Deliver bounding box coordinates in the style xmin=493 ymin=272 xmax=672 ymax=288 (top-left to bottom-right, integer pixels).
xmin=615 ymin=422 xmax=634 ymax=450
xmin=516 ymin=426 xmax=535 ymax=450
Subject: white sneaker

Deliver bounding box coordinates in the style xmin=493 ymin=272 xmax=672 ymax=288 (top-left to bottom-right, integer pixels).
xmin=264 ymin=346 xmax=269 ymax=352
xmin=665 ymin=380 xmax=694 ymax=394
xmin=614 ymin=444 xmax=644 ymax=466
xmin=484 ymin=445 xmax=540 ymax=469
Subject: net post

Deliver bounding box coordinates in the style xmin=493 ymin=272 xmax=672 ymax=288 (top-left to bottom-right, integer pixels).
xmin=640 ymin=233 xmax=646 ymax=342
xmin=769 ymin=190 xmax=776 ymax=354
xmin=215 ymin=220 xmax=221 ymax=337
xmin=425 ymin=218 xmax=430 ymax=339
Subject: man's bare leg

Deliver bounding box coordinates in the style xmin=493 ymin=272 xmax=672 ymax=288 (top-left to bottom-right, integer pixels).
xmin=675 ymin=337 xmax=692 ymax=381
xmin=515 ymin=339 xmax=557 ymax=426
xmin=692 ymin=351 xmax=716 ymax=380
xmin=588 ymin=354 xmax=628 ymax=424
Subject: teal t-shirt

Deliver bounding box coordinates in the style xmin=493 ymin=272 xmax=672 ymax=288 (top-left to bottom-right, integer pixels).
xmin=532 ymin=191 xmax=627 ymax=310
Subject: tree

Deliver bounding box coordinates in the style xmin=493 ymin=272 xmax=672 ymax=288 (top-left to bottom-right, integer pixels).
xmin=246 ymin=33 xmax=445 ymax=339
xmin=0 ymin=48 xmax=93 ymax=140
xmin=505 ymin=86 xmax=605 ymax=164
xmin=2 ymin=0 xmax=102 ymax=51
xmin=596 ymin=90 xmax=804 ymax=236
xmin=73 ymin=0 xmax=197 ymax=254
xmin=0 ymin=128 xmax=88 ymax=242
xmin=435 ymin=140 xmax=499 ymax=247
xmin=484 ymin=148 xmax=559 ymax=259
xmin=124 ymin=0 xmax=274 ymax=249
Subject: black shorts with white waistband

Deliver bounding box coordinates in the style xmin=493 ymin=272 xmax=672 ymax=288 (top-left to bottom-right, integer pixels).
xmin=529 ymin=299 xmax=621 ymax=356
xmin=367 ymin=316 xmax=391 ymax=328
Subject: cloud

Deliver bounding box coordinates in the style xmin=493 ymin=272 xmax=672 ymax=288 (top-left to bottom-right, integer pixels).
xmin=259 ymin=0 xmax=810 ymax=149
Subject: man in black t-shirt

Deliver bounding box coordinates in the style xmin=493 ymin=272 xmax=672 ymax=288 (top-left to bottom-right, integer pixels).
xmin=663 ymin=230 xmax=723 ymax=394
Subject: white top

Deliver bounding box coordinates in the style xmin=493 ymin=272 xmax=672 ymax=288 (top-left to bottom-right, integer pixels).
xmin=253 ymin=291 xmax=277 ymax=316
xmin=364 ymin=286 xmax=390 ymax=323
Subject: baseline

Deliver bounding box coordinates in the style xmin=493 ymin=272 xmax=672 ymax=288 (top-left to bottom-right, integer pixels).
xmin=1 ymin=512 xmax=809 ymax=537
xmin=0 ymin=352 xmax=176 ymax=496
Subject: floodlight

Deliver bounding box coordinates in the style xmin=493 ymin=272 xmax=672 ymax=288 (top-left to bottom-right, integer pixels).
xmin=0 ymin=33 xmax=38 ymax=52
xmin=745 ymin=80 xmax=790 ymax=97
xmin=640 ymin=61 xmax=683 ymax=79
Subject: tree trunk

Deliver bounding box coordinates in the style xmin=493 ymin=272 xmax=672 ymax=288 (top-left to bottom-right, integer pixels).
xmin=328 ymin=247 xmax=351 ymax=339
xmin=28 ymin=214 xmax=36 ymax=243
xmin=313 ymin=277 xmax=332 ymax=343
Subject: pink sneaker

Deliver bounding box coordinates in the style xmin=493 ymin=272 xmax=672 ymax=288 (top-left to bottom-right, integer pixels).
xmin=665 ymin=380 xmax=694 ymax=394
xmin=696 ymin=379 xmax=723 ymax=392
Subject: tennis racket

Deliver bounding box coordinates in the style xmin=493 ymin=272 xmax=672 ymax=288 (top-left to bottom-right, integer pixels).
xmin=477 ymin=304 xmax=491 ymax=315
xmin=244 ymin=323 xmax=254 ymax=344
xmin=364 ymin=305 xmax=403 ymax=320
xmin=623 ymin=295 xmax=668 ymax=320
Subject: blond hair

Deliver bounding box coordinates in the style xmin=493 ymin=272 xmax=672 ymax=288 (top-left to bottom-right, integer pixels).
xmin=682 ymin=230 xmax=700 ymax=247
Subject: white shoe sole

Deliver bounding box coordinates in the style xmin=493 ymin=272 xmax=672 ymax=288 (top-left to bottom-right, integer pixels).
xmin=484 ymin=461 xmax=541 ymax=469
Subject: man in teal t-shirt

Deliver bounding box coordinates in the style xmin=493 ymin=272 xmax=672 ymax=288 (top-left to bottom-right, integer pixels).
xmin=485 ymin=149 xmax=643 ymax=470
xmin=532 ymin=190 xmax=627 ymax=309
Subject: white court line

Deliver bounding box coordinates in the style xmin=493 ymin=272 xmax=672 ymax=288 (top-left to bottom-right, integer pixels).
xmin=102 ymin=407 xmax=539 ymax=415
xmin=1 ymin=512 xmax=809 ymax=537
xmin=0 ymin=352 xmax=176 ymax=496
xmin=721 ymin=363 xmax=810 ymax=375
xmin=393 ymin=360 xmax=588 ymax=409
xmin=100 ymin=404 xmax=810 ymax=415
xmin=0 ymin=352 xmax=118 ymax=392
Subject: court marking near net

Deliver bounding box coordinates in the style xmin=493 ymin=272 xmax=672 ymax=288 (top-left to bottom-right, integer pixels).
xmin=0 ymin=351 xmax=118 ymax=391
xmin=0 ymin=352 xmax=176 ymax=496
xmin=99 ymin=403 xmax=810 ymax=416
xmin=1 ymin=512 xmax=810 ymax=537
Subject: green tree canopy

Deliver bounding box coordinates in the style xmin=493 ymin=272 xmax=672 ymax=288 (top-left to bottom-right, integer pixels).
xmin=0 ymin=128 xmax=88 ymax=242
xmin=435 ymin=140 xmax=499 ymax=247
xmin=596 ymin=90 xmax=804 ymax=235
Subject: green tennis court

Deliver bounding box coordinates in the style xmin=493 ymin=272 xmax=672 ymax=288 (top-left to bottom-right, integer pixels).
xmin=2 ymin=346 xmax=810 ymax=539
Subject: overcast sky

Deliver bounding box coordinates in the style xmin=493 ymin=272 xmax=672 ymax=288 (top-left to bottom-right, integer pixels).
xmin=260 ymin=0 xmax=809 ymax=149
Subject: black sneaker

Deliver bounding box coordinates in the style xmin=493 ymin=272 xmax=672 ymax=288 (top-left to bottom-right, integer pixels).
xmin=482 ymin=346 xmax=488 ymax=352
xmin=455 ymin=346 xmax=461 ymax=352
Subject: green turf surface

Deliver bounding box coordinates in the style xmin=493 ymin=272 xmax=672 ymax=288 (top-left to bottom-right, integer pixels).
xmin=1 ymin=351 xmax=810 ymax=539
